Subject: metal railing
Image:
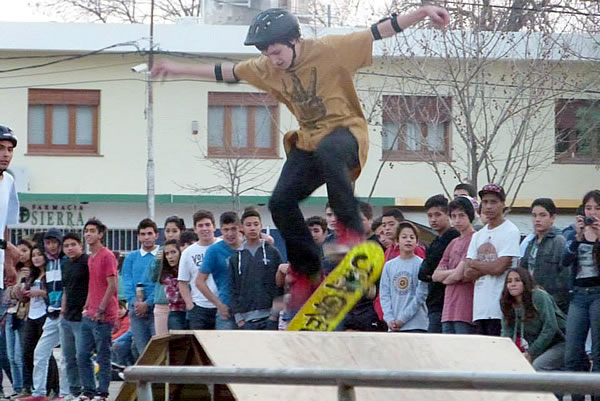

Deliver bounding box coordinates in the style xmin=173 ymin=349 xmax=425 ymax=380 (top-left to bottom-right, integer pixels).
xmin=124 ymin=366 xmax=600 ymax=401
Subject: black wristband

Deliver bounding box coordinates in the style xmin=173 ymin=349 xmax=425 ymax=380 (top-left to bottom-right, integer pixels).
xmin=214 ymin=64 xmax=223 ymax=82
xmin=370 ymin=24 xmax=382 ymax=40
xmin=390 ymin=14 xmax=403 ymax=33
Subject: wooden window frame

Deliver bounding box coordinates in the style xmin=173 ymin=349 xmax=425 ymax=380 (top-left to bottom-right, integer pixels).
xmin=207 ymin=92 xmax=279 ymax=158
xmin=381 ymin=95 xmax=452 ymax=162
xmin=554 ymin=99 xmax=600 ymax=164
xmin=27 ymin=89 xmax=100 ymax=156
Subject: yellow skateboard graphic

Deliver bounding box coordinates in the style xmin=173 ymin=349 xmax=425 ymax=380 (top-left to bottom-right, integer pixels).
xmin=287 ymin=241 xmax=385 ymax=331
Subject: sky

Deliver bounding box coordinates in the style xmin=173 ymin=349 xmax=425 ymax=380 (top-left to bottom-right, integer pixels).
xmin=0 ymin=0 xmax=391 ymax=24
xmin=0 ymin=0 xmax=53 ymax=22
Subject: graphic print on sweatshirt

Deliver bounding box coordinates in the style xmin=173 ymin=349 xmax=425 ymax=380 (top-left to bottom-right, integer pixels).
xmin=282 ymin=67 xmax=326 ymax=128
xmin=393 ymin=271 xmax=411 ymax=295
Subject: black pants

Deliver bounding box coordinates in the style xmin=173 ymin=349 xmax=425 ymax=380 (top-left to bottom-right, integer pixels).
xmin=269 ymin=127 xmax=363 ymax=275
xmin=22 ymin=315 xmax=59 ymax=394
xmin=475 ymin=319 xmax=502 ymax=336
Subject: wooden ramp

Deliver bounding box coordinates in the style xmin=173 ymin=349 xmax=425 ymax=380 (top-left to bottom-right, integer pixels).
xmin=116 ymin=330 xmax=555 ymax=401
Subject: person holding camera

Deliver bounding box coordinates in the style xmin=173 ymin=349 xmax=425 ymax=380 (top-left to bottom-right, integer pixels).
xmin=562 ymin=189 xmax=600 ymax=401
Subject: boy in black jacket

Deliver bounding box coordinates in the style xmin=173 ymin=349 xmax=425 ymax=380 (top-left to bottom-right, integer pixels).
xmin=231 ymin=209 xmax=283 ymax=330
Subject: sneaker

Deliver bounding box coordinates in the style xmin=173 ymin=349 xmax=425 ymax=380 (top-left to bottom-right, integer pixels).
xmin=91 ymin=396 xmax=107 ymax=401
xmin=287 ymin=266 xmax=323 ymax=310
xmin=11 ymin=391 xmax=32 ymax=400
xmin=73 ymin=396 xmax=92 ymax=401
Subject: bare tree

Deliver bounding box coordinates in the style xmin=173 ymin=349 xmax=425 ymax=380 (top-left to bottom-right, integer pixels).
xmin=180 ymin=148 xmax=277 ymax=212
xmin=28 ymin=0 xmax=203 ymax=23
xmin=361 ymin=1 xmax=597 ymax=205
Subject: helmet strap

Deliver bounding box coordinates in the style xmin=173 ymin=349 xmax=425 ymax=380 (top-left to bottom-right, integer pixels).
xmin=285 ymin=41 xmax=297 ymax=70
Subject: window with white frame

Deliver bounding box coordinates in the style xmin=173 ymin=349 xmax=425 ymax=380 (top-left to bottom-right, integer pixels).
xmin=207 ymin=92 xmax=279 ymax=158
xmin=381 ymin=95 xmax=451 ymax=161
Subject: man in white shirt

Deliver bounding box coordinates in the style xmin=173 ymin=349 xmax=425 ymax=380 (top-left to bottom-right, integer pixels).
xmin=465 ymin=183 xmax=521 ymax=336
xmin=178 ymin=210 xmax=220 ymax=330
xmin=0 ymin=126 xmax=19 ymax=291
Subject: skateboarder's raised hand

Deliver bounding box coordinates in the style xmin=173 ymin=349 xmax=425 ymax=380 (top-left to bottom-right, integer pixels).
xmin=373 ymin=5 xmax=450 ymax=40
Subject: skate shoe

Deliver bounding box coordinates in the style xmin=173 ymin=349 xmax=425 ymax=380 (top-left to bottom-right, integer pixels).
xmin=287 ymin=266 xmax=323 ymax=311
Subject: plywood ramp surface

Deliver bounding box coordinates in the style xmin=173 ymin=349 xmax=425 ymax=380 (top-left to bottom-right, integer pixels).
xmin=192 ymin=330 xmax=554 ymax=401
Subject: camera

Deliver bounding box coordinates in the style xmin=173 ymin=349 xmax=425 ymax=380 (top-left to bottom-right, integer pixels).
xmin=131 ymin=63 xmax=148 ymax=73
xmin=584 ymin=216 xmax=596 ymax=226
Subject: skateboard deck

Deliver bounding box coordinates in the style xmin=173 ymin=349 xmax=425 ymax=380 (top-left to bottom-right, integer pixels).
xmin=287 ymin=241 xmax=385 ymax=331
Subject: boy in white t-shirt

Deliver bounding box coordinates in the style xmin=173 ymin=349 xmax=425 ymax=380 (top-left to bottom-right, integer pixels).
xmin=0 ymin=126 xmax=19 ymax=291
xmin=465 ymin=184 xmax=521 ymax=336
xmin=177 ymin=210 xmax=220 ymax=330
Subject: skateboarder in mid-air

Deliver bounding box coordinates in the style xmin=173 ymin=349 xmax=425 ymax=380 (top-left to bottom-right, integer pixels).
xmin=152 ymin=6 xmax=451 ymax=309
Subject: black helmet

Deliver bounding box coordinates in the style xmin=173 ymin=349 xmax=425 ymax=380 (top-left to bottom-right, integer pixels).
xmin=0 ymin=125 xmax=17 ymax=148
xmin=244 ymin=8 xmax=301 ymax=49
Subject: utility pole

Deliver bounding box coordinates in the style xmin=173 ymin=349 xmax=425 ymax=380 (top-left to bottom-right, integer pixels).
xmin=146 ymin=0 xmax=156 ymax=220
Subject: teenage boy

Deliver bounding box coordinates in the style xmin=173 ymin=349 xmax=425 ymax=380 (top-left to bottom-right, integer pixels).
xmin=80 ymin=219 xmax=118 ymax=400
xmin=0 ymin=126 xmax=18 ymax=291
xmin=153 ymin=6 xmax=450 ymax=307
xmin=60 ymin=233 xmax=89 ymax=398
xmin=306 ymin=216 xmax=328 ymax=247
xmin=122 ymin=218 xmax=158 ymax=353
xmin=432 ymin=197 xmax=477 ymax=334
xmin=178 ymin=210 xmax=220 ymax=330
xmin=359 ymin=201 xmax=377 ymax=242
xmin=465 ymin=184 xmax=521 ymax=336
xmin=520 ymin=198 xmax=569 ymax=313
xmin=230 ymin=210 xmax=283 ymax=330
xmin=453 ymin=183 xmax=476 ymax=199
xmin=381 ymin=208 xmax=425 ymax=261
xmin=23 ymin=229 xmax=70 ymax=401
xmin=418 ymin=195 xmax=460 ymax=333
xmin=381 ymin=208 xmax=405 ymax=261
xmin=197 ymin=212 xmax=243 ymax=330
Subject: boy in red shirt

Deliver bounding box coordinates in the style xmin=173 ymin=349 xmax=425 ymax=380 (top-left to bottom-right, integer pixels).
xmin=80 ymin=219 xmax=118 ymax=401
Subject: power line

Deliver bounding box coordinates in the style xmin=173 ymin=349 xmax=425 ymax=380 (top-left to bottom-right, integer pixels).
xmin=0 ymin=41 xmax=141 ymax=74
xmin=0 ymin=61 xmax=142 ymax=80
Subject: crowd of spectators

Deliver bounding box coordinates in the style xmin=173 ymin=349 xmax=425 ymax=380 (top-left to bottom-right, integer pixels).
xmin=1 ymin=183 xmax=599 ymax=401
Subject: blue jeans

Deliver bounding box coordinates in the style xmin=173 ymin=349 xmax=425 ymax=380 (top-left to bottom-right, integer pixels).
xmin=111 ymin=331 xmax=136 ymax=367
xmin=427 ymin=311 xmax=442 ymax=334
xmin=216 ymin=315 xmax=236 ymax=330
xmin=239 ymin=317 xmax=278 ymax=330
xmin=167 ymin=311 xmax=188 ymax=330
xmin=59 ymin=319 xmax=82 ymax=395
xmin=187 ymin=305 xmax=216 ymax=330
xmin=78 ymin=317 xmax=113 ymax=397
xmin=129 ymin=305 xmax=155 ymax=354
xmin=5 ymin=314 xmax=22 ymax=393
xmin=565 ymin=287 xmax=600 ymax=401
xmin=442 ymin=321 xmax=476 ymax=334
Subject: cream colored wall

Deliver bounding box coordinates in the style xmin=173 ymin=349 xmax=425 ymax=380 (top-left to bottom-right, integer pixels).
xmin=3 ymin=51 xmax=598 ymax=206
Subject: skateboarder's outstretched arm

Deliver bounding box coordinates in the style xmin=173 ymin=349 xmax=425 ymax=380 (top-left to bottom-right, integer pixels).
xmin=371 ymin=6 xmax=450 ymax=40
xmin=152 ymin=59 xmax=238 ymax=83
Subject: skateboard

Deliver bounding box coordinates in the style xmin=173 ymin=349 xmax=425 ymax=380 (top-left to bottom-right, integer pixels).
xmin=287 ymin=241 xmax=385 ymax=331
